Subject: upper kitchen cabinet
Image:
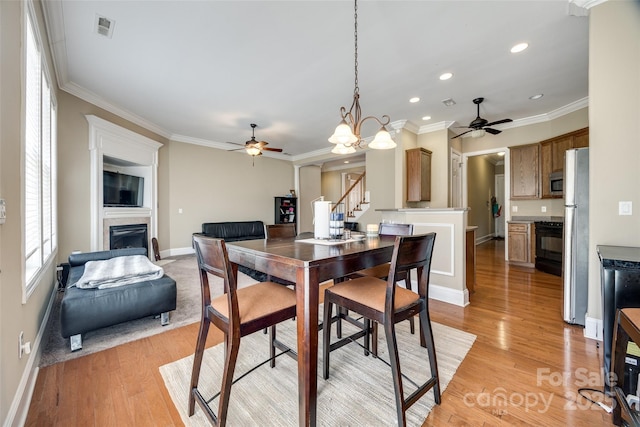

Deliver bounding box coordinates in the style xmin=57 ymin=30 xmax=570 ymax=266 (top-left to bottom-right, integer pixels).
xmin=510 ymin=143 xmax=540 ymax=200
xmin=540 ymin=127 xmax=589 ymax=199
xmin=406 ymin=148 xmax=432 ymax=202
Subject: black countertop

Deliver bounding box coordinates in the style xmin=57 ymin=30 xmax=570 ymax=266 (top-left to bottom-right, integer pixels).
xmin=597 ymin=245 xmax=640 ymax=269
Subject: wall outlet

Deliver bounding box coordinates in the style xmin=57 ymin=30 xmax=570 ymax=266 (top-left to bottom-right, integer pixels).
xmin=512 ymin=205 xmax=518 ymax=213
xmin=541 ymin=206 xmax=547 ymax=213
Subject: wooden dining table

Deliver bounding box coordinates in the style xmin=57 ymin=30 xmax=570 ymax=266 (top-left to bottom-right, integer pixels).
xmin=225 ymin=234 xmax=397 ymax=427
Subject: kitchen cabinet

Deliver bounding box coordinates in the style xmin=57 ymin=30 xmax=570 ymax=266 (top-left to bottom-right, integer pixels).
xmin=406 ymin=148 xmax=432 ymax=202
xmin=540 ymin=127 xmax=589 ymax=199
xmin=508 ymin=222 xmax=535 ymax=267
xmin=509 ymin=143 xmax=539 ymax=200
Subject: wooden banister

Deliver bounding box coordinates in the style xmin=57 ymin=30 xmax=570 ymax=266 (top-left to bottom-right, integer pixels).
xmin=332 ymin=172 xmax=366 ymax=211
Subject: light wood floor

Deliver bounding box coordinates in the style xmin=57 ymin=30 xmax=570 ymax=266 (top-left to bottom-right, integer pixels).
xmin=26 ymin=240 xmax=615 ymax=426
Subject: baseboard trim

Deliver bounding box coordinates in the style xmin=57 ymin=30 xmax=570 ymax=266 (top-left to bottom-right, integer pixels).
xmin=163 ymin=247 xmax=195 ymax=258
xmin=584 ymin=315 xmax=603 ymax=341
xmin=475 ymin=234 xmax=494 ymax=245
xmin=428 ymin=282 xmax=469 ymax=307
xmin=5 ymin=285 xmax=57 ymax=427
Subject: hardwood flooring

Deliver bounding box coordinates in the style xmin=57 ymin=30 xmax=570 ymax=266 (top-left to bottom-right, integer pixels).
xmin=26 ymin=240 xmax=614 ymax=426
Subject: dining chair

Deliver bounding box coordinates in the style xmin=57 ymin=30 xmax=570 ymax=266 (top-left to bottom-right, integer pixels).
xmin=265 ymin=223 xmax=297 ymax=287
xmin=347 ymin=222 xmax=415 ymax=355
xmin=265 ymin=223 xmax=296 ymax=239
xmin=322 ymin=233 xmax=440 ymax=427
xmin=189 ymin=234 xmax=297 ymax=426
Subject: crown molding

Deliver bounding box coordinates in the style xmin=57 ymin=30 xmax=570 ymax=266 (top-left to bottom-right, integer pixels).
xmin=62 ymin=82 xmax=172 ymax=139
xmin=568 ymin=0 xmax=608 ymax=10
xmin=418 ymin=121 xmax=456 ymax=134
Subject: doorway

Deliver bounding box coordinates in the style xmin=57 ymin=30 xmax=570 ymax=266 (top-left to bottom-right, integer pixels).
xmin=462 ymin=148 xmax=509 ymax=259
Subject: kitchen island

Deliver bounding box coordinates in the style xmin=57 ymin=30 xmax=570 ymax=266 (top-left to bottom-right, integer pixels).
xmin=377 ymin=208 xmax=470 ymax=307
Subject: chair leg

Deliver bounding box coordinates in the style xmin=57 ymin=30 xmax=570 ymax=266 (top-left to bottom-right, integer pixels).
xmin=371 ymin=322 xmax=378 ymax=357
xmin=323 ymin=300 xmax=334 ymax=380
xmin=384 ymin=320 xmax=407 ymax=427
xmin=363 ymin=318 xmax=371 ymax=356
xmin=419 ymin=309 xmax=441 ymax=404
xmin=217 ymin=333 xmax=241 ymax=427
xmin=189 ymin=318 xmax=210 ymax=416
xmin=269 ymin=325 xmax=277 ymax=368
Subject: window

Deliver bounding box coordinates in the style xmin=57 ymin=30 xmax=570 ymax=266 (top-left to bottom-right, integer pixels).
xmin=24 ymin=4 xmax=57 ymax=298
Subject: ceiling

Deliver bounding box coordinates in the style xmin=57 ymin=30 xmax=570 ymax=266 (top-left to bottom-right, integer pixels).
xmin=43 ymin=1 xmax=589 ymax=161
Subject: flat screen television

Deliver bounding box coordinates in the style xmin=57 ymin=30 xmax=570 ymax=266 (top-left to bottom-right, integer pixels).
xmin=103 ymin=170 xmax=144 ymax=207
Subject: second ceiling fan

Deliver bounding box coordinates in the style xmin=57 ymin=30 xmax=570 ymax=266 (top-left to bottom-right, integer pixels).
xmin=452 ymin=98 xmax=513 ymax=139
xmin=229 ymin=123 xmax=283 ymax=157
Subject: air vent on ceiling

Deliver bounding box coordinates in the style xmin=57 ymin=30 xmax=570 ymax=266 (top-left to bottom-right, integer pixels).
xmin=95 ymin=14 xmax=115 ymax=38
xmin=442 ymin=98 xmax=456 ymax=107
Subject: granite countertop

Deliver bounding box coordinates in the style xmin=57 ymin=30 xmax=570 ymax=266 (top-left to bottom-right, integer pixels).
xmin=377 ymin=208 xmax=469 ymax=212
xmin=510 ymin=216 xmax=564 ymax=223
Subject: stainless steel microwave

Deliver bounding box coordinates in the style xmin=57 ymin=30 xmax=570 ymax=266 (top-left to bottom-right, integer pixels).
xmin=550 ymin=171 xmax=563 ymax=195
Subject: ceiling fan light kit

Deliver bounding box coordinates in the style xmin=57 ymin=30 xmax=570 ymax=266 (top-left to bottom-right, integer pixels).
xmin=452 ymin=97 xmax=513 ymax=139
xmin=328 ymin=0 xmax=396 ymax=153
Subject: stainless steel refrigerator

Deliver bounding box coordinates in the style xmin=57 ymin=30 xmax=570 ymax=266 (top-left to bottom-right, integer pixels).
xmin=563 ymin=147 xmax=589 ymax=325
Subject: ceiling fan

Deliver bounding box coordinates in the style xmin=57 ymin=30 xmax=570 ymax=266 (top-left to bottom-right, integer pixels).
xmin=452 ymin=98 xmax=513 ymax=139
xmin=228 ymin=123 xmax=283 ymax=158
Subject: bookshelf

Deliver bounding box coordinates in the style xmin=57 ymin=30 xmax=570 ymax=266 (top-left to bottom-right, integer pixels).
xmin=274 ymin=197 xmax=297 ymax=228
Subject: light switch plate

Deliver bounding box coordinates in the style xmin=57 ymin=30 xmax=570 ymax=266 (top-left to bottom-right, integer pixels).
xmin=512 ymin=205 xmax=518 ymax=213
xmin=0 ymin=199 xmax=6 ymax=224
xmin=619 ymin=201 xmax=633 ymax=216
xmin=541 ymin=206 xmax=547 ymax=213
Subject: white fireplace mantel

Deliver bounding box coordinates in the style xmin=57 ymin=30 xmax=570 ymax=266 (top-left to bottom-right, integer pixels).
xmin=86 ymin=115 xmax=162 ymax=252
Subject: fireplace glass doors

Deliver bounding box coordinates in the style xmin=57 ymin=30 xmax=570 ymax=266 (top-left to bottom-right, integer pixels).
xmin=109 ymin=224 xmax=148 ymax=253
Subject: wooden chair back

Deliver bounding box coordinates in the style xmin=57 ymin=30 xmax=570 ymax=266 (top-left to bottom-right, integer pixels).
xmin=386 ymin=233 xmax=437 ymax=309
xmin=192 ymin=234 xmax=240 ymax=326
xmin=266 ymin=223 xmax=297 ymax=239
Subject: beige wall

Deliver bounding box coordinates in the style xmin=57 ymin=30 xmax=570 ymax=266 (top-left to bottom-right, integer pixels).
xmin=166 ymin=140 xmax=294 ymax=251
xmin=588 ymin=1 xmax=640 ymax=320
xmin=416 ymin=129 xmax=449 ymax=208
xmin=1 ymin=1 xmax=59 ymax=422
xmin=299 ymin=165 xmax=322 ymax=233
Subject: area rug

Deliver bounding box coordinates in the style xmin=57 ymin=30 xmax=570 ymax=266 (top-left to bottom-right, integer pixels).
xmin=160 ymin=318 xmax=475 ymax=426
xmin=39 ymin=254 xmax=258 ymax=367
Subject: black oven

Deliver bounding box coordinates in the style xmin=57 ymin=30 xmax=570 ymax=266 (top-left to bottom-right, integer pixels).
xmin=534 ymin=221 xmax=563 ymax=276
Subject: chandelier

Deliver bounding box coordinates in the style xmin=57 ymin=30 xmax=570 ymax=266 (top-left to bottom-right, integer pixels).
xmin=328 ymin=0 xmax=396 ymax=154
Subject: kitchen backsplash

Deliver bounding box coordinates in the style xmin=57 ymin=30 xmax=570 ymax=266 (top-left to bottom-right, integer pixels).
xmin=508 ymin=199 xmax=564 ymax=217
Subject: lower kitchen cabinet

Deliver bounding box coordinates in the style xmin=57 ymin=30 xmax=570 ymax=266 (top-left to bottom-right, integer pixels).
xmin=508 ymin=221 xmax=535 ymax=267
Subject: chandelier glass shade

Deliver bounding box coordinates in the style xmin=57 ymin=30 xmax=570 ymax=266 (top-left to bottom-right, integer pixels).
xmin=328 ymin=0 xmax=396 ymax=153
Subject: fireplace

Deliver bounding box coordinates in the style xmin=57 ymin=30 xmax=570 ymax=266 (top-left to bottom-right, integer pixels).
xmin=110 ymin=224 xmax=148 ymax=252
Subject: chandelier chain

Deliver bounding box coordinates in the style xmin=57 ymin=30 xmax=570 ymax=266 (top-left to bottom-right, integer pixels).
xmin=353 ymin=0 xmax=358 ymax=95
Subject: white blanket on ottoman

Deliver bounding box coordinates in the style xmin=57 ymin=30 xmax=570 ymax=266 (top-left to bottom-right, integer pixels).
xmin=75 ymin=255 xmax=164 ymax=289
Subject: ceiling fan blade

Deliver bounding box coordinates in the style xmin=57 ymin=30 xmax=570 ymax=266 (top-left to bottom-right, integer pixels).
xmin=262 ymin=147 xmax=283 ymax=152
xmin=226 ymin=141 xmax=245 ymax=147
xmin=452 ymin=129 xmax=473 ymax=139
xmin=485 ymin=118 xmax=513 ymax=127
xmin=484 ymin=128 xmax=502 ymax=135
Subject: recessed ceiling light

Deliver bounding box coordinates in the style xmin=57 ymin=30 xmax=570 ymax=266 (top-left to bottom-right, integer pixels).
xmin=344 ymin=160 xmax=350 ymax=164
xmin=497 ymin=151 xmax=505 ymax=156
xmin=511 ymin=42 xmax=529 ymax=53
xmin=409 ymin=97 xmax=420 ymax=103
xmin=529 ymin=94 xmax=543 ymax=100
xmin=439 ymin=72 xmax=453 ymax=81
xmin=422 ymin=116 xmax=432 ymax=121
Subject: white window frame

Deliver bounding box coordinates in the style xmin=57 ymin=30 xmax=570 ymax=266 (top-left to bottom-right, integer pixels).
xmin=23 ymin=1 xmax=58 ymax=301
